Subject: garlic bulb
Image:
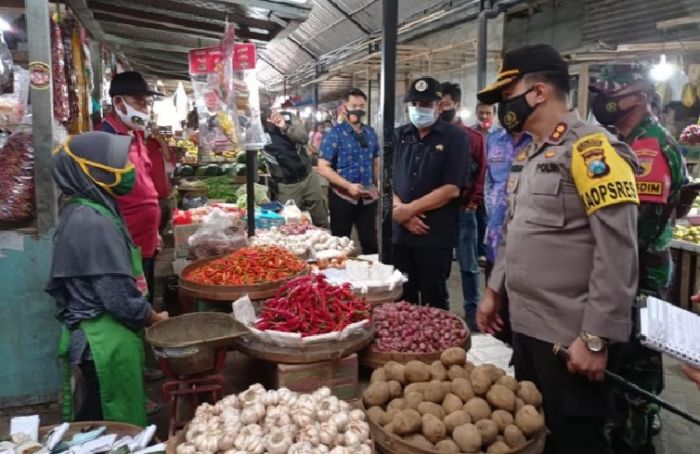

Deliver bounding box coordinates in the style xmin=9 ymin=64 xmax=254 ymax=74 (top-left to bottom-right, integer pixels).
xmin=338 ymin=401 xmax=350 ymax=412
xmin=316 ymin=397 xmax=340 ymax=422
xmin=195 ymin=403 xmax=215 ymax=417
xmin=264 ymin=406 xmax=292 ymax=428
xmin=277 ymin=387 xmax=298 ymax=406
xmin=329 ymin=412 xmax=349 ymax=431
xmin=311 ymin=446 xmax=330 ymax=454
xmin=261 ymin=389 xmax=280 ymax=406
xmin=349 ymin=409 xmax=365 ymax=421
xmin=288 ymin=441 xmax=314 ymax=454
xmin=346 ymin=420 xmax=371 ymax=441
xmin=263 ymin=429 xmax=293 ymax=454
xmin=356 ymin=444 xmax=372 ymax=454
xmin=328 ymin=447 xmax=349 ymax=454
xmin=292 ymin=395 xmax=318 ymax=426
xmin=318 ymin=421 xmax=338 ymax=446
xmin=217 ymin=433 xmax=235 ymax=452
xmin=298 ymin=422 xmax=321 ymax=446
xmin=342 ymin=429 xmax=361 ymax=447
xmin=240 ymin=402 xmax=265 ymax=424
xmin=312 ymin=387 xmax=332 ymax=402
xmin=175 ymin=442 xmax=196 ymax=454
xmin=193 ymin=432 xmax=220 ymax=453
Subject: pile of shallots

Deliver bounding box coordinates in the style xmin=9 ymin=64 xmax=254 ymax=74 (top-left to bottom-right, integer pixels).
xmin=175 ymin=385 xmax=372 ymax=454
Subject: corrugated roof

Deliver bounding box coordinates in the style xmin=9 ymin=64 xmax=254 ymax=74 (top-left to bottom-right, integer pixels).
xmin=582 ymin=0 xmax=700 ymax=45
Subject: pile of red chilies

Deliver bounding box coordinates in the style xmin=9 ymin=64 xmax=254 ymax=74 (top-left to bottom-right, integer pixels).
xmin=256 ymin=274 xmax=370 ymax=337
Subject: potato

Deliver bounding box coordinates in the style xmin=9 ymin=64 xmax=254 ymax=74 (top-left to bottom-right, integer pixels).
xmin=515 ymin=397 xmax=526 ymax=412
xmin=440 ymin=381 xmax=453 ymax=395
xmin=487 ymin=440 xmax=512 ymax=454
xmin=423 ymin=380 xmax=447 ymax=403
xmin=385 ymin=361 xmax=406 ymax=384
xmin=367 ymin=406 xmax=388 ymax=425
xmin=463 ymin=397 xmax=491 ymax=422
xmin=430 ymin=361 xmax=448 ymax=381
xmin=405 ymin=391 xmax=424 ymax=410
xmin=464 ymin=360 xmax=476 ymax=374
xmin=451 ymin=377 xmax=475 ymax=402
xmin=475 ymin=419 xmax=499 ymax=446
xmin=491 ymin=409 xmax=514 ymax=433
xmin=363 ymin=381 xmax=390 ymax=407
xmin=496 ymin=375 xmax=518 ymax=392
xmin=443 ymin=410 xmax=471 ymax=434
xmin=471 ymin=368 xmax=493 ymax=395
xmin=421 ymin=413 xmax=447 ymax=443
xmin=504 ymin=424 xmax=527 ymax=449
xmin=480 ymin=363 xmax=506 ymax=381
xmin=387 ymin=380 xmax=403 ymax=398
xmin=387 ymin=398 xmax=406 ymax=413
xmin=405 ymin=360 xmax=431 ymax=383
xmin=517 ymin=381 xmax=543 ymax=407
xmin=402 ymin=433 xmax=434 ymax=450
xmin=442 ymin=393 xmax=463 ymax=414
xmin=417 ymin=401 xmax=446 ymax=420
xmin=370 ymin=368 xmax=387 ymax=383
xmin=452 ymin=423 xmax=482 ymax=453
xmin=435 ymin=439 xmax=460 ymax=454
xmin=440 ymin=347 xmax=467 ymax=366
xmin=515 ymin=405 xmax=545 ymax=437
xmin=404 ymin=382 xmax=429 ymax=395
xmin=486 ymin=384 xmax=516 ymax=412
xmin=394 ymin=409 xmax=422 ymax=435
xmin=383 ymin=422 xmax=396 ymax=435
xmin=448 ymin=364 xmax=469 ymax=380
xmin=387 ymin=409 xmax=399 ymax=422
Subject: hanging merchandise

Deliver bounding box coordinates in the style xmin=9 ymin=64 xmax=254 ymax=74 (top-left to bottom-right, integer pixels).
xmin=0 ymin=31 xmax=12 ymax=95
xmin=189 ymin=46 xmax=241 ymax=164
xmin=0 ymin=66 xmax=28 ymax=126
xmin=70 ymin=22 xmax=89 ymax=133
xmin=61 ymin=19 xmax=79 ymax=127
xmin=0 ymin=127 xmax=34 ymax=224
xmin=51 ymin=14 xmax=69 ymax=123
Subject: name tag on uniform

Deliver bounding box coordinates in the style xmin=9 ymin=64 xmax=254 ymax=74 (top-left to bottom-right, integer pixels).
xmin=536 ymin=163 xmax=559 ymax=173
xmin=511 ymin=165 xmax=524 ymax=173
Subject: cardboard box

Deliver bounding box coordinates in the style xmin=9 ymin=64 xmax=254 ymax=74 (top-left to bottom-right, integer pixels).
xmin=276 ymin=354 xmax=358 ymax=400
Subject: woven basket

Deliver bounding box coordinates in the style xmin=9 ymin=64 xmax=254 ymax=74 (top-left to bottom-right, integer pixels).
xmin=146 ymin=312 xmax=249 ymax=375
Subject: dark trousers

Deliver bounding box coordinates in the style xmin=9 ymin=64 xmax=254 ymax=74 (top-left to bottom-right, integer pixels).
xmin=392 ymin=245 xmax=452 ymax=310
xmin=76 ymin=361 xmax=103 ymax=421
xmin=329 ymin=189 xmax=378 ymax=255
xmin=143 ymin=257 xmax=155 ymax=304
xmin=476 ymin=203 xmax=487 ymax=257
xmin=512 ymin=332 xmax=613 ymax=454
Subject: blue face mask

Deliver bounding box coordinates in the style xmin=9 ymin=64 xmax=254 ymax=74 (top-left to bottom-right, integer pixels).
xmin=408 ymin=105 xmax=438 ymax=128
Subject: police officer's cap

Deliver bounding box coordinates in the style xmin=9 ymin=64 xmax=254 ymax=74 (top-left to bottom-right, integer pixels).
xmin=109 ymin=71 xmax=163 ymax=98
xmin=404 ymin=77 xmax=442 ymax=103
xmin=478 ymin=44 xmax=569 ymax=105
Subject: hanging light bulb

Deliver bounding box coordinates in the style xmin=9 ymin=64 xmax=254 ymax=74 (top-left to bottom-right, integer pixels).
xmin=650 ymin=54 xmax=675 ymax=82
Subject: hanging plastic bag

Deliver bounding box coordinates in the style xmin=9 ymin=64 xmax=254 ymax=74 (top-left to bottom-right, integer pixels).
xmin=187 ymin=208 xmax=247 ymax=259
xmin=281 ymin=199 xmax=302 ymax=224
xmin=0 ymin=66 xmax=29 ymax=126
xmin=0 ymin=31 xmax=12 ymax=95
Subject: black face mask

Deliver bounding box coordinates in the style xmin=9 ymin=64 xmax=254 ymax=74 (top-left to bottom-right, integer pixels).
xmin=347 ymin=110 xmax=365 ymax=124
xmin=591 ymin=93 xmax=634 ymax=126
xmin=498 ymin=87 xmax=536 ymax=134
xmin=440 ymin=109 xmax=457 ymax=123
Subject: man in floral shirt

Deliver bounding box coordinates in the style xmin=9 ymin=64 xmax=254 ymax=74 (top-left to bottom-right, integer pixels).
xmin=318 ymin=88 xmax=380 ymax=254
xmin=484 ymin=126 xmax=531 ymax=344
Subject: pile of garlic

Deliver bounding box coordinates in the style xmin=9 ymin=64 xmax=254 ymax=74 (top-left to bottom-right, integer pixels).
xmin=175 ymin=385 xmax=372 ymax=454
xmin=252 ymin=228 xmax=354 ymax=258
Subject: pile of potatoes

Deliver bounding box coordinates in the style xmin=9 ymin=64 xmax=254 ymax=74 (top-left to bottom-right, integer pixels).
xmin=362 ymin=347 xmax=545 ymax=454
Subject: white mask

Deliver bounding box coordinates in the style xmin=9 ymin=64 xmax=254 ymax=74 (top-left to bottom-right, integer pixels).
xmin=408 ymin=105 xmax=438 ymax=129
xmin=115 ymin=97 xmax=149 ymax=131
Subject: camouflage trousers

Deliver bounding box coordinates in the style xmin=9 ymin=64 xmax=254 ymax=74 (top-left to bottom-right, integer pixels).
xmin=608 ymin=294 xmax=665 ymax=454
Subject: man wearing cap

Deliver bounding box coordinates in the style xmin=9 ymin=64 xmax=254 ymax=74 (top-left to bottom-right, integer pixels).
xmin=476 ymin=45 xmax=640 ymax=453
xmin=98 ymin=71 xmax=162 ymax=303
xmin=590 ymin=64 xmax=687 ymax=453
xmin=392 ymin=77 xmax=471 ymax=310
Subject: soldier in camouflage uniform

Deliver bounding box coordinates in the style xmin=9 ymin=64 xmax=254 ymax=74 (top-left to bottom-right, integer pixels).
xmin=590 ymin=64 xmax=688 ymax=454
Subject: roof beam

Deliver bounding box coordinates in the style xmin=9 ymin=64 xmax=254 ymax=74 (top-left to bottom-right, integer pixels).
xmin=288 ymin=36 xmax=318 ymax=61
xmin=258 ymin=55 xmax=285 ymax=75
xmin=105 ymin=35 xmax=192 ymax=53
xmin=101 ymin=23 xmax=220 ymax=47
xmin=92 ymin=11 xmax=223 ymax=39
xmin=91 ymin=0 xmax=227 ymax=27
xmin=324 ymin=0 xmax=372 ymax=34
xmin=212 ymin=0 xmax=311 ymax=20
xmin=657 ymin=15 xmax=700 ymax=30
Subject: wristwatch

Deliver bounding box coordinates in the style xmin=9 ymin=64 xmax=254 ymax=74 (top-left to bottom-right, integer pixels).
xmin=580 ymin=332 xmax=607 ymax=352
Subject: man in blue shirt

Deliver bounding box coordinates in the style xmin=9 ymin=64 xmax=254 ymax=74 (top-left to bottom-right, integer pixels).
xmin=318 ymin=88 xmax=380 ymax=254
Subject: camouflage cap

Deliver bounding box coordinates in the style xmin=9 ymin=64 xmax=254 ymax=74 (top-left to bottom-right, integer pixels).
xmin=589 ymin=63 xmax=654 ymax=94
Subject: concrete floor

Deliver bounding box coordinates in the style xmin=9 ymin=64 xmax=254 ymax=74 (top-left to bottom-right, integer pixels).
xmin=2 ymin=263 xmax=699 ymax=452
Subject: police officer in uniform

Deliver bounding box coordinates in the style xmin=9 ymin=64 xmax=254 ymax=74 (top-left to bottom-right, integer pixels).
xmin=393 ymin=77 xmax=471 ymax=310
xmin=477 ymin=45 xmax=640 ymax=454
xmin=590 ymin=64 xmax=688 ymax=454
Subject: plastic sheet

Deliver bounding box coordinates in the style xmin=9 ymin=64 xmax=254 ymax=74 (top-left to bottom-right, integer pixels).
xmin=188 ymin=208 xmax=247 ymax=259
xmin=0 ymin=66 xmax=28 ymax=126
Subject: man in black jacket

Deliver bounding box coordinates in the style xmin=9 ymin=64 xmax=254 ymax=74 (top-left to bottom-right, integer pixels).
xmin=261 ymin=108 xmax=328 ymax=227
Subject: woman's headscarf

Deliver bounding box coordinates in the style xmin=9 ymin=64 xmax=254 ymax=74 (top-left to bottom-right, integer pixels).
xmin=48 ymin=131 xmax=135 ymax=279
